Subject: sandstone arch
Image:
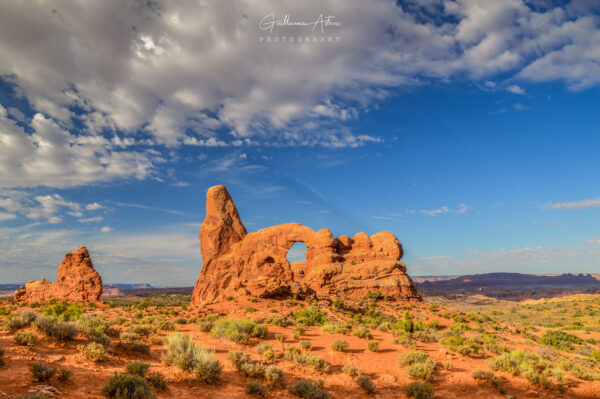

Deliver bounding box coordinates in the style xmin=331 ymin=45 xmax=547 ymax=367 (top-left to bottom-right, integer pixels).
xmin=191 ymin=185 xmax=421 ymax=306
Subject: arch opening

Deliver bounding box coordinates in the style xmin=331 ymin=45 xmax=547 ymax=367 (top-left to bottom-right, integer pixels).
xmin=286 ymin=241 xmax=307 ymax=265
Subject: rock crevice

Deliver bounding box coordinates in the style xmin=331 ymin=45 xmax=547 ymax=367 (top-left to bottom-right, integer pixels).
xmin=191 ymin=185 xmax=420 ymax=306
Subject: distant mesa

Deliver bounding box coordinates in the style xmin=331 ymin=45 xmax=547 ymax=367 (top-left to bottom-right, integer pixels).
xmin=191 ymin=185 xmax=421 ymax=306
xmin=14 ymin=246 xmax=103 ymax=303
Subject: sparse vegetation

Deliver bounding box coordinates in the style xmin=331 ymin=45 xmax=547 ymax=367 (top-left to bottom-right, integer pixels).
xmin=288 ymin=380 xmax=328 ymax=399
xmin=103 ymin=373 xmax=155 ymax=399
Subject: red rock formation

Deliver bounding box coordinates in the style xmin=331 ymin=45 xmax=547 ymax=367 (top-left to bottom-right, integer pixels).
xmin=191 ymin=185 xmax=420 ymax=306
xmin=14 ymin=246 xmax=103 ymax=303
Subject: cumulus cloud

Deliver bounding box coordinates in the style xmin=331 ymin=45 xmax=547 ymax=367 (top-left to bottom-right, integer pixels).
xmin=0 ymin=0 xmax=597 ymax=160
xmin=0 ymin=191 xmax=86 ymax=224
xmin=78 ymin=216 xmax=103 ymax=223
xmin=416 ymin=255 xmax=452 ymax=261
xmin=86 ymin=203 xmax=104 ymax=211
xmin=100 ymin=226 xmax=113 ymax=233
xmin=507 ymin=84 xmax=525 ymax=94
xmin=550 ymin=197 xmax=600 ymax=210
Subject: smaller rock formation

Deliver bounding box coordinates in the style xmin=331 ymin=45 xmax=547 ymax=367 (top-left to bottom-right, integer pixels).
xmin=14 ymin=246 xmax=103 ymax=303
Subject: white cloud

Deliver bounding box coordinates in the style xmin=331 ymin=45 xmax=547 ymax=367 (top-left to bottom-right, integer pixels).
xmin=507 ymin=84 xmax=525 ymax=94
xmin=420 ymin=203 xmax=472 ymax=216
xmin=100 ymin=226 xmax=113 ymax=233
xmin=551 ymin=198 xmax=600 ymax=210
xmin=0 ymin=0 xmax=597 ymax=166
xmin=86 ymin=203 xmax=104 ymax=211
xmin=0 ymin=106 xmax=157 ymax=189
xmin=0 ymin=191 xmax=86 ymax=224
xmin=0 ymin=211 xmax=17 ymax=221
xmin=78 ymin=216 xmax=103 ymax=223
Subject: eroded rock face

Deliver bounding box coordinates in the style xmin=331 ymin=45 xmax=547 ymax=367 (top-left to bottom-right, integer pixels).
xmin=14 ymin=246 xmax=103 ymax=303
xmin=191 ymin=185 xmax=421 ymax=306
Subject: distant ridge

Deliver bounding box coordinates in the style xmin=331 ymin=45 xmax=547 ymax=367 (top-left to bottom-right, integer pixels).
xmin=418 ymin=272 xmax=600 ymax=300
xmin=103 ymin=283 xmax=154 ymax=290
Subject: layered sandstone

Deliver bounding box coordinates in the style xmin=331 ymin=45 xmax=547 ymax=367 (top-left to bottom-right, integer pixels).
xmin=191 ymin=185 xmax=420 ymax=306
xmin=14 ymin=246 xmax=103 ymax=303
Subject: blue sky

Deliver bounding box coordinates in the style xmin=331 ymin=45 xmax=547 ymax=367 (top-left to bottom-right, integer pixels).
xmin=0 ymin=0 xmax=599 ymax=286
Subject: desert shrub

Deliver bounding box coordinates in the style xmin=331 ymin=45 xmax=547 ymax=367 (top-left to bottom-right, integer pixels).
xmin=264 ymin=365 xmax=283 ymax=385
xmin=343 ymin=363 xmax=362 ymax=377
xmin=396 ymin=311 xmax=416 ymax=333
xmin=103 ymin=373 xmax=155 ymax=399
xmin=146 ymin=372 xmax=167 ymax=391
xmin=77 ymin=315 xmax=108 ymax=335
xmin=400 ymin=350 xmax=429 ymax=366
xmin=300 ymin=340 xmax=312 ymax=350
xmin=331 ymin=340 xmax=348 ymax=352
xmin=407 ymin=361 xmax=435 ymax=381
xmin=404 ymin=382 xmax=434 ymax=399
xmin=413 ymin=329 xmax=439 ymax=343
xmin=57 ymin=368 xmax=73 ymax=381
xmin=78 ymin=342 xmax=107 ymax=362
xmin=153 ymin=317 xmax=174 ymax=331
xmin=472 ymin=369 xmax=506 ymax=393
xmin=228 ymin=350 xmax=250 ymax=365
xmin=245 ymin=306 xmax=257 ymax=313
xmin=45 ymin=303 xmax=84 ymax=321
xmin=321 ymin=322 xmax=350 ymax=335
xmin=211 ymin=318 xmax=267 ymax=344
xmin=126 ymin=361 xmax=150 ymax=377
xmin=560 ymin=360 xmax=600 ymax=381
xmin=284 ymin=347 xmax=330 ymax=372
xmin=53 ymin=322 xmax=78 ymax=341
xmin=292 ymin=308 xmax=327 ymax=326
xmin=129 ymin=325 xmax=152 ymax=337
xmin=440 ymin=331 xmax=483 ymax=357
xmin=357 ymin=374 xmax=375 ymax=394
xmin=5 ymin=312 xmax=37 ymax=332
xmin=540 ymin=330 xmax=582 ymax=350
xmin=353 ymin=326 xmax=372 ymax=339
xmin=30 ymin=361 xmax=56 ymax=381
xmin=14 ymin=330 xmax=37 ymax=347
xmin=239 ymin=361 xmax=266 ymax=379
xmin=164 ymin=333 xmax=210 ymax=370
xmin=367 ymin=340 xmax=379 ymax=352
xmin=256 ymin=343 xmax=278 ymax=361
xmin=489 ymin=349 xmax=565 ymax=387
xmin=246 ymin=379 xmax=266 ymax=395
xmin=264 ymin=316 xmax=292 ymax=327
xmin=90 ymin=330 xmax=112 ymax=346
xmin=276 ymin=333 xmax=286 ymax=343
xmin=288 ymin=380 xmax=328 ymax=399
xmin=401 ymin=351 xmax=435 ymax=381
xmin=119 ymin=341 xmax=150 ymax=355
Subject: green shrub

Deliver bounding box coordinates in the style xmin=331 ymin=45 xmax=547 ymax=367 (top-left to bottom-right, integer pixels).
xmin=126 ymin=361 xmax=150 ymax=378
xmin=163 ymin=333 xmax=220 ymax=380
xmin=78 ymin=342 xmax=107 ymax=362
xmin=404 ymin=382 xmax=434 ymax=399
xmin=407 ymin=361 xmax=435 ymax=381
xmin=288 ymin=380 xmax=328 ymax=399
xmin=14 ymin=331 xmax=37 ymax=347
xmin=77 ymin=315 xmax=108 ymax=336
xmin=57 ymin=368 xmax=73 ymax=382
xmin=357 ymin=374 xmax=375 ymax=394
xmin=284 ymin=347 xmax=330 ymax=372
xmin=53 ymin=322 xmax=78 ymax=341
xmin=246 ymin=379 xmax=266 ymax=395
xmin=264 ymin=365 xmax=283 ymax=385
xmin=228 ymin=350 xmax=250 ymax=365
xmin=146 ymin=372 xmax=167 ymax=391
xmin=211 ymin=318 xmax=268 ymax=344
xmin=321 ymin=322 xmax=350 ymax=335
xmin=352 ymin=326 xmax=372 ymax=339
xmin=472 ymin=369 xmax=505 ymax=394
xmin=264 ymin=316 xmax=292 ymax=327
xmin=5 ymin=312 xmax=37 ymax=332
xmin=103 ymin=373 xmax=155 ymax=399
xmin=300 ymin=340 xmax=312 ymax=350
xmin=30 ymin=361 xmax=56 ymax=381
xmin=331 ymin=340 xmax=348 ymax=352
xmin=276 ymin=333 xmax=286 ymax=343
xmin=400 ymin=350 xmax=429 ymax=366
xmin=256 ymin=343 xmax=278 ymax=361
xmin=238 ymin=361 xmax=265 ymax=379
xmin=245 ymin=306 xmax=257 ymax=313
xmin=367 ymin=340 xmax=379 ymax=352
xmin=342 ymin=363 xmax=362 ymax=377
xmin=560 ymin=360 xmax=600 ymax=381
xmin=540 ymin=330 xmax=582 ymax=350
xmin=292 ymin=308 xmax=327 ymax=326
xmin=489 ymin=349 xmax=565 ymax=387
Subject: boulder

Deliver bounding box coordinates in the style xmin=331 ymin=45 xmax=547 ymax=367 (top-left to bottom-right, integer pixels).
xmin=191 ymin=185 xmax=421 ymax=306
xmin=14 ymin=246 xmax=103 ymax=303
